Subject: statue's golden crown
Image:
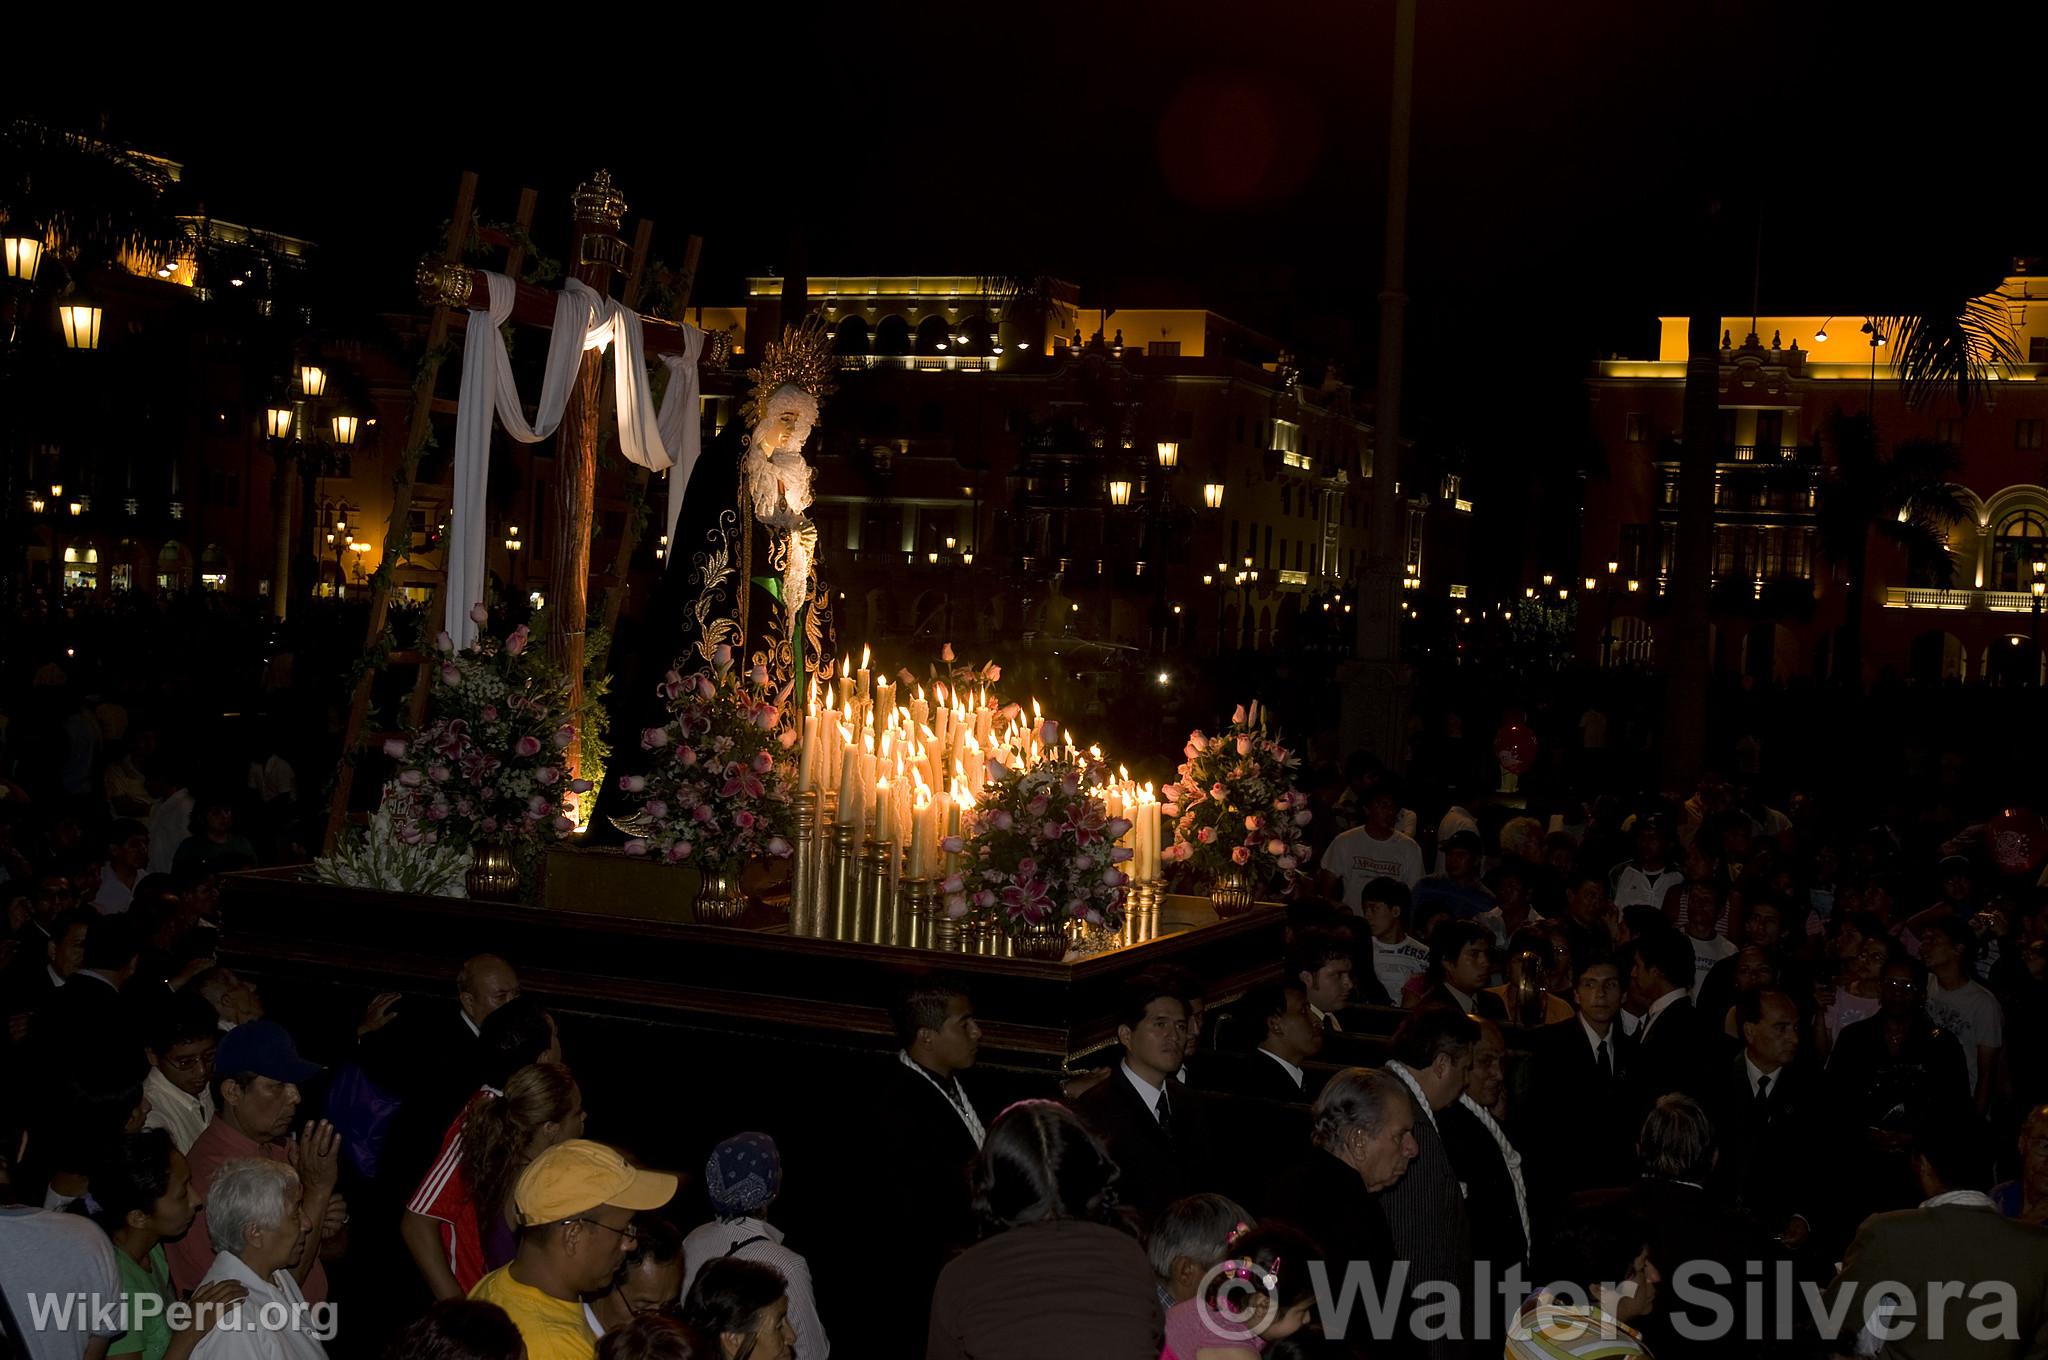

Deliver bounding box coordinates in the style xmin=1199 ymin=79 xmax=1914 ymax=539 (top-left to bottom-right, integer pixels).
xmin=744 ymin=311 xmax=837 ymax=429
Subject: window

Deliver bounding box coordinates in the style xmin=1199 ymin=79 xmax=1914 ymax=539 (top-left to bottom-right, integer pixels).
xmin=1993 ymin=510 xmax=2047 ymax=590
xmin=1147 ymin=340 xmax=1180 ymax=358
xmin=1718 ymin=410 xmax=1737 ymax=452
xmin=2018 ymin=420 xmax=2045 ymax=451
xmin=1280 ymin=485 xmax=1291 ymax=515
xmin=1235 ymin=414 xmax=1246 ymax=444
xmin=1755 ymin=411 xmax=1783 ymax=454
xmin=111 ymin=564 xmax=132 ymax=591
xmin=1935 ymin=418 xmax=1963 ymax=448
xmin=1263 ymin=525 xmax=1273 ymax=567
xmin=409 ymin=504 xmax=443 ymax=553
xmin=1271 ymin=419 xmax=1301 ymax=455
xmin=1625 ymin=413 xmax=1648 ymax=444
xmin=2032 ymin=337 xmax=2048 ymax=364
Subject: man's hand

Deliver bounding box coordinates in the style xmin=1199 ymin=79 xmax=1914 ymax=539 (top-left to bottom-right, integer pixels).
xmin=320 ymin=1192 xmax=349 ymax=1240
xmin=287 ymin=1120 xmax=341 ymax=1194
xmin=356 ymin=992 xmax=403 ymax=1037
xmin=177 ymin=1281 xmax=249 ymax=1338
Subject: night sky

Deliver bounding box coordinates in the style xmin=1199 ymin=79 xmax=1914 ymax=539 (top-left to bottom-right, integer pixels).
xmin=25 ymin=1 xmax=2046 ymax=556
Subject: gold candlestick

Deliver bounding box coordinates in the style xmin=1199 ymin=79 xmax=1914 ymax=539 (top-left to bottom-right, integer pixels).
xmin=826 ymin=822 xmax=857 ymax=940
xmin=857 ymin=839 xmax=893 ymax=943
xmin=1146 ymin=878 xmax=1167 ymax=940
xmin=791 ymin=789 xmax=817 ymax=936
xmin=899 ymin=876 xmax=931 ymax=949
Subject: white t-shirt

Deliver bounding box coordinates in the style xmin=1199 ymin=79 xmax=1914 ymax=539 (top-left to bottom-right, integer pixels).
xmin=1612 ymin=863 xmax=1684 ymax=911
xmin=1688 ymin=934 xmax=1737 ymax=999
xmin=1926 ymin=977 xmax=2003 ymax=1091
xmin=1371 ymin=935 xmax=1430 ymax=1002
xmin=1321 ymin=826 xmax=1425 ymax=907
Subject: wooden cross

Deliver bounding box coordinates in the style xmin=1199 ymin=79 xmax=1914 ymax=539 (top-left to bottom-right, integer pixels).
xmin=414 ymin=170 xmax=730 ymax=770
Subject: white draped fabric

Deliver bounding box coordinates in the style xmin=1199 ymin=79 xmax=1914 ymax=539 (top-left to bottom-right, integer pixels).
xmin=444 ymin=274 xmax=708 ymax=648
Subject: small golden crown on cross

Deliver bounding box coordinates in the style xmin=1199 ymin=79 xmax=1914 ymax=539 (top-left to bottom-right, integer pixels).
xmin=571 ymin=169 xmax=627 ymax=228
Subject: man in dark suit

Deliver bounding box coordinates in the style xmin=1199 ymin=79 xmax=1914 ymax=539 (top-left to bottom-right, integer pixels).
xmin=1706 ymin=987 xmax=1829 ymax=1249
xmin=1074 ymin=971 xmax=1208 ymax=1226
xmin=1629 ymin=923 xmax=1721 ymax=1106
xmin=869 ymin=981 xmax=986 ymax=1300
xmin=31 ymin=912 xmax=146 ymax=1059
xmin=1823 ymin=1114 xmax=2048 ymax=1360
xmin=1419 ymin=919 xmax=1511 ymax=1021
xmin=1526 ymin=954 xmax=1639 ymax=1212
xmin=1377 ymin=1005 xmax=1478 ymax=1360
xmin=1438 ymin=1018 xmax=1528 ymax=1284
xmin=363 ymin=952 xmax=522 ymax=1189
xmin=1195 ymin=979 xmax=1323 ymax=1103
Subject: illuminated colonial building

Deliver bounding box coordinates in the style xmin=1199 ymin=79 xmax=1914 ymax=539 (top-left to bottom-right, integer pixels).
xmin=1580 ymin=262 xmax=2048 ymax=684
xmin=740 ymin=275 xmax=1382 ymax=657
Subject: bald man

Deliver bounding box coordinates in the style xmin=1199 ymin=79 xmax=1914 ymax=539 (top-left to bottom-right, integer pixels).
xmin=363 ymin=953 xmax=524 ymax=1186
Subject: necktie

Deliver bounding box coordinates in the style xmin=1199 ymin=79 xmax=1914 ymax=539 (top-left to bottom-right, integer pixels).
xmin=1155 ymin=1086 xmax=1175 ymax=1141
xmin=1597 ymin=1039 xmax=1613 ymax=1081
xmin=1755 ymin=1073 xmax=1772 ymax=1113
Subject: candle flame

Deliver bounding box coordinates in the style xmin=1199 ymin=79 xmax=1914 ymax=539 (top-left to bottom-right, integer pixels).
xmin=1031 ymin=697 xmax=1042 ymax=721
xmin=861 ymin=643 xmax=871 ymax=669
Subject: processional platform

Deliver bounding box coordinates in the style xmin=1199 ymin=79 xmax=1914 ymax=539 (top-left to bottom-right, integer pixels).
xmin=220 ymin=849 xmax=1285 ymax=1072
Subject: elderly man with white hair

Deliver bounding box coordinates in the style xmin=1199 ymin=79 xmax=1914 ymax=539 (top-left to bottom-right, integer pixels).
xmin=192 ymin=1160 xmax=329 ymax=1360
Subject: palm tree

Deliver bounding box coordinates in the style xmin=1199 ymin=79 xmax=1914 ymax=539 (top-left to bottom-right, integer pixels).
xmin=0 ymin=118 xmax=191 ymax=279
xmin=1818 ymin=413 xmax=1971 ymax=681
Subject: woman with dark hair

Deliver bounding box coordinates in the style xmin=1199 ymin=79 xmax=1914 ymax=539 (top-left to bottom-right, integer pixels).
xmin=1160 ymin=1222 xmax=1319 ymax=1360
xmin=385 ymin=1300 xmax=526 ymax=1360
xmin=926 ymin=1100 xmax=1160 ymax=1359
xmin=595 ymin=1315 xmax=715 ymax=1360
xmin=679 ymin=1258 xmax=793 ymax=1360
xmin=89 ymin=1131 xmax=245 ymax=1360
xmin=403 ymin=1061 xmax=584 ymax=1298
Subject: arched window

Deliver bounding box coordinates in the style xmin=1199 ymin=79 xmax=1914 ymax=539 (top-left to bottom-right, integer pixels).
xmin=832 ymin=315 xmax=870 ymax=356
xmin=1992 ymin=510 xmax=2047 ymax=591
xmin=873 ymin=315 xmax=911 ymax=356
xmin=914 ymin=315 xmax=952 ymax=356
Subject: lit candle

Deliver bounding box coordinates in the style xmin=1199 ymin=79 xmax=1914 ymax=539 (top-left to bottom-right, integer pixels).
xmin=874 ymin=777 xmax=894 ymax=848
xmin=837 ymin=657 xmax=855 ymax=716
xmin=857 ymin=645 xmax=872 ymax=718
xmin=911 ymin=784 xmax=934 ymax=877
xmin=837 ymin=734 xmax=862 ymax=825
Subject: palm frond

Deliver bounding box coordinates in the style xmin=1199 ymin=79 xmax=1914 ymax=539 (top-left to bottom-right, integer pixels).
xmin=1877 ymin=516 xmax=1962 ymax=589
xmin=1878 ymin=293 xmax=2025 ymax=413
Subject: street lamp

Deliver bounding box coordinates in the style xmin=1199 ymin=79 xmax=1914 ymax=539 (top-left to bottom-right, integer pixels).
xmin=1108 ymin=479 xmax=1132 ymax=507
xmin=4 ymin=237 xmax=43 ymax=281
xmin=1156 ymin=441 xmax=1179 ymax=469
xmin=266 ymin=406 xmax=294 ymax=440
xmin=505 ymin=525 xmax=523 ymax=552
xmin=330 ymin=414 xmax=358 ymax=446
xmin=300 ymin=364 xmax=327 ymax=397
xmin=1202 ymin=482 xmax=1224 ymax=509
xmin=58 ymin=301 xmax=102 ymax=350
xmin=2033 ymin=560 xmax=2045 ymax=642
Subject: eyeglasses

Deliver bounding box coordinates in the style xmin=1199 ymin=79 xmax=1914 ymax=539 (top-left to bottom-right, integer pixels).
xmin=567 ymin=1217 xmax=639 ymax=1244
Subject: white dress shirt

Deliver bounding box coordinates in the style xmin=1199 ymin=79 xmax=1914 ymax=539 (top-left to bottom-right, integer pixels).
xmin=1579 ymin=1015 xmax=1620 ymax=1072
xmin=1122 ymin=1062 xmax=1170 ymax=1123
xmin=143 ymin=1067 xmax=216 ymax=1154
xmin=192 ymin=1251 xmax=328 ymax=1360
xmin=680 ymin=1217 xmax=829 ymax=1359
xmin=1257 ymin=1047 xmax=1306 ymax=1091
xmin=1387 ymin=1061 xmax=1440 ymax=1134
xmin=1637 ymin=988 xmax=1686 ymax=1040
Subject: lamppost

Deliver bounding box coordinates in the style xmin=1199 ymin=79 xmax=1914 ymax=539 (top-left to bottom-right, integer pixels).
xmin=2032 ymin=559 xmax=2044 ymax=645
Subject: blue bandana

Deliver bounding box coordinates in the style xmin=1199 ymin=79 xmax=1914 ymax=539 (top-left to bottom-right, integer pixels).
xmin=705 ymin=1132 xmax=781 ymax=1218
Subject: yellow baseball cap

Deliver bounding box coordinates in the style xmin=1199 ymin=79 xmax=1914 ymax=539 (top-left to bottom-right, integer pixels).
xmin=512 ymin=1140 xmax=678 ymax=1225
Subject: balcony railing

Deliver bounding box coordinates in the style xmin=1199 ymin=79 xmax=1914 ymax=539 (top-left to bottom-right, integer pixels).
xmin=1883 ymin=586 xmax=2045 ymax=613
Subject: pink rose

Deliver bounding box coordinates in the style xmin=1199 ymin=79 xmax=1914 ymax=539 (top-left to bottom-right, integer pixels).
xmin=481 ymin=705 xmax=499 ymax=721
xmin=766 ymin=836 xmax=793 ymax=858
xmin=1038 ymin=720 xmax=1060 ymax=747
xmin=1295 ymin=809 xmax=1314 ymax=826
xmin=551 ymin=815 xmax=575 ymax=834
xmin=715 ymin=644 xmax=733 ymax=669
xmin=536 ymin=766 xmax=560 ymax=786
xmin=645 ymin=800 xmax=669 ymax=819
xmin=426 ymin=803 xmax=448 ymax=821
xmin=1245 ymin=815 xmax=1264 ymax=831
xmin=1266 ymin=838 xmax=1287 ymax=856
xmin=751 ymin=751 xmax=774 ymax=775
xmin=697 ymin=676 xmax=717 ymax=700
xmin=1236 ymin=735 xmax=1253 ymax=756
xmin=1161 ymin=803 xmax=1180 ymax=818
xmin=643 ymin=726 xmax=670 ymax=749
xmin=985 ymin=664 xmax=1001 ymax=682
xmin=504 ymin=629 xmax=528 ymax=656
xmin=441 ymin=664 xmax=461 ymax=685
xmin=1198 ymin=827 xmax=1218 ymax=845
xmin=552 ymin=724 xmax=574 ymax=749
xmin=398 ymin=769 xmax=423 ymax=787
xmin=677 ymin=746 xmax=699 ymax=767
xmin=750 ymin=662 xmax=770 ymax=687
xmin=942 ymin=873 xmax=965 ymax=894
xmin=692 ymin=804 xmax=714 ymax=823
xmin=733 ymin=809 xmax=756 ymax=830
xmin=479 ymin=818 xmax=498 ymax=835
xmin=427 ymin=764 xmax=450 ymax=782
xmin=1278 ymin=855 xmax=1299 ymax=872
xmin=527 ymin=795 xmax=548 ymax=815
xmin=945 ymin=894 xmax=969 ymax=917
xmin=1106 ymin=817 xmax=1132 ymax=839
xmin=434 ymin=630 xmax=454 ymax=653
xmin=515 ymin=735 xmax=542 ymax=758
xmin=940 ymin=836 xmax=964 ymax=855
xmin=623 ymin=839 xmax=649 ymax=857
xmin=382 ymin=737 xmax=408 ymax=758
xmin=1110 ymin=845 xmax=1134 ymax=863
xmin=668 ymin=841 xmax=694 ymax=862
xmin=1210 ymin=783 xmax=1228 ymax=801
xmin=619 ymin=775 xmax=647 ymax=793
xmin=779 ymin=728 xmax=799 ymax=749
xmin=1103 ymin=867 xmax=1127 ymax=888
xmin=941 ymin=643 xmax=955 ymax=662
xmin=1231 ymin=845 xmax=1251 ymax=865
xmin=991 ymin=810 xmax=1014 ymax=832
xmin=469 ymin=602 xmax=489 ymax=625
xmin=1232 ymin=704 xmax=1248 ymax=725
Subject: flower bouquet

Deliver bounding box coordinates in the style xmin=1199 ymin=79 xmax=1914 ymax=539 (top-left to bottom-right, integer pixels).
xmin=941 ymin=750 xmax=1132 ymax=955
xmin=616 ymin=647 xmax=797 ymax=901
xmin=1161 ymin=703 xmax=1310 ymax=912
xmin=381 ymin=609 xmax=588 ymax=869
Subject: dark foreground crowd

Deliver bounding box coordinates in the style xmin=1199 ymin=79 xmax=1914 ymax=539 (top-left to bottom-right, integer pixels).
xmin=4 ymin=707 xmax=2048 ymax=1360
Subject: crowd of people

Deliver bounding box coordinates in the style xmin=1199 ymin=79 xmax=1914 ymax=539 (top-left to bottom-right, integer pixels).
xmin=5 ymin=653 xmax=2048 ymax=1358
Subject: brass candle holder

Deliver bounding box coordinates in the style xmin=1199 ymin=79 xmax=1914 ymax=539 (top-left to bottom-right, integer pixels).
xmin=899 ymin=876 xmax=931 ymax=949
xmin=1146 ymin=878 xmax=1167 ymax=940
xmin=826 ymin=821 xmax=858 ymax=940
xmin=857 ymin=839 xmax=894 ymax=943
xmin=791 ymin=790 xmax=817 ymax=936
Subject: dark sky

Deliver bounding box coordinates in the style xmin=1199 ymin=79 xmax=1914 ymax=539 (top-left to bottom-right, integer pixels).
xmin=25 ymin=1 xmax=2046 ymax=513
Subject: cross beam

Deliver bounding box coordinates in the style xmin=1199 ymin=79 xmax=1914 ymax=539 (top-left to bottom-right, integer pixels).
xmin=415 ymin=262 xmax=733 ymax=367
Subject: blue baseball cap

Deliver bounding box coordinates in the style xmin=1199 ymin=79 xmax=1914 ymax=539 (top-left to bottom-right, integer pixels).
xmin=214 ymin=1020 xmax=323 ymax=1085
